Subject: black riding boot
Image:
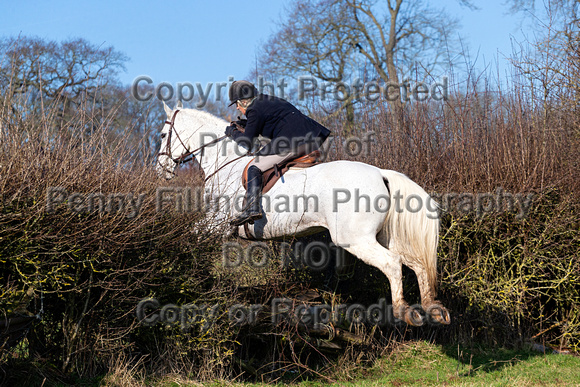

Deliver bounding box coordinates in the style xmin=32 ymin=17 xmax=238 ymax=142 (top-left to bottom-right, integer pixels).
xmin=231 ymin=166 xmax=263 ymax=226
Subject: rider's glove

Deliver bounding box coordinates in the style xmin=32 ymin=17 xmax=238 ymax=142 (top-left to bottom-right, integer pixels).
xmin=225 ymin=125 xmax=236 ymax=137
xmin=235 ymin=118 xmax=247 ymax=128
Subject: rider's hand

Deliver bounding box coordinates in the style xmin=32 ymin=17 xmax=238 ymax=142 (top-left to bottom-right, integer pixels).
xmin=235 ymin=118 xmax=247 ymax=128
xmin=225 ymin=125 xmax=236 ymax=136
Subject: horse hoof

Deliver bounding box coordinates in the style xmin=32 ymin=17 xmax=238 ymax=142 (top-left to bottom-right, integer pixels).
xmin=404 ymin=306 xmax=424 ymax=326
xmin=426 ymin=304 xmax=451 ymax=325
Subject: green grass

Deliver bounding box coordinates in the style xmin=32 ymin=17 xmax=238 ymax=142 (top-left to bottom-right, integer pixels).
xmin=170 ymin=341 xmax=580 ymax=387
xmin=336 ymin=341 xmax=580 ymax=386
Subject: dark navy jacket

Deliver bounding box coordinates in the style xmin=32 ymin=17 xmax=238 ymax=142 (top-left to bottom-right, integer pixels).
xmin=231 ymin=94 xmax=331 ymax=156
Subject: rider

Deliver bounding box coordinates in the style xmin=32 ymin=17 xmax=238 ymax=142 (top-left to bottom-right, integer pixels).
xmin=225 ymin=80 xmax=331 ymax=226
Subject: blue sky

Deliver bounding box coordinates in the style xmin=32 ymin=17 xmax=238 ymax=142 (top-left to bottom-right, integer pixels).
xmin=1 ymin=0 xmax=533 ymax=90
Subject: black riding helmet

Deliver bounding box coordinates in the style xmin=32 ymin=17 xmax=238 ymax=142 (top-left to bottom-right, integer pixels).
xmin=228 ymin=80 xmax=258 ymax=107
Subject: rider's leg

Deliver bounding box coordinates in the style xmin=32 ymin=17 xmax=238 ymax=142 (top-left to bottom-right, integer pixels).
xmin=251 ymin=151 xmax=297 ymax=171
xmin=230 ymin=165 xmax=263 ymax=226
xmin=230 ymin=147 xmax=314 ymax=226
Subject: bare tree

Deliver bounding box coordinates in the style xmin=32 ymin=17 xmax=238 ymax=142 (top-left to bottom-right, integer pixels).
xmin=258 ymin=0 xmax=471 ymax=127
xmin=255 ymin=0 xmax=357 ymax=125
xmin=0 ymin=36 xmax=126 ymax=100
xmin=0 ymin=36 xmax=166 ymax=164
xmin=509 ymin=0 xmax=579 ymax=127
xmin=0 ymin=36 xmax=127 ymax=135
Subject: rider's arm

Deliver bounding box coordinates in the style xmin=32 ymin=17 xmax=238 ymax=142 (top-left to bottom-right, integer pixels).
xmin=230 ymin=107 xmax=264 ymax=148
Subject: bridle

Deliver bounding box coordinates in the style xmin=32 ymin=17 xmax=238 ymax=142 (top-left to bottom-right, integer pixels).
xmin=157 ymin=109 xmax=250 ymax=181
xmin=157 ymin=109 xmax=225 ymax=176
xmin=158 ymin=110 xmax=196 ymax=164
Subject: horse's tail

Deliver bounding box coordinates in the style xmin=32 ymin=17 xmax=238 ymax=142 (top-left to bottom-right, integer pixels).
xmin=380 ymin=169 xmax=439 ymax=294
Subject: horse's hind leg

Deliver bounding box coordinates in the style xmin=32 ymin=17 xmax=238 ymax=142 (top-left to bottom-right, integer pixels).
xmin=399 ymin=257 xmax=451 ymax=325
xmin=340 ymin=240 xmax=424 ymax=326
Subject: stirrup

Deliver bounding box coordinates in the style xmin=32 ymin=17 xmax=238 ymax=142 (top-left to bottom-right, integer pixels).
xmin=230 ymin=211 xmax=262 ymax=227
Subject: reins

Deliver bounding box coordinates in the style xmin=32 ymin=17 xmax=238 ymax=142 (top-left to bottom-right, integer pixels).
xmin=203 ymin=151 xmax=250 ymax=182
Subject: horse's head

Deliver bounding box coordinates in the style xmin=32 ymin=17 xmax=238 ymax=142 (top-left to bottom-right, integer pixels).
xmin=156 ymin=102 xmax=241 ymax=180
xmin=156 ymin=101 xmax=196 ymax=179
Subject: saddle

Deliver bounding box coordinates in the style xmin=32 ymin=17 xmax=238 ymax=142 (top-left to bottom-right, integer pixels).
xmin=242 ymin=150 xmax=322 ymax=194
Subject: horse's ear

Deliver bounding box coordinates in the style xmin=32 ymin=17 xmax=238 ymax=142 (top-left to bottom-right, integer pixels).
xmin=163 ymin=101 xmax=172 ymax=118
xmin=176 ymin=100 xmax=183 ymax=109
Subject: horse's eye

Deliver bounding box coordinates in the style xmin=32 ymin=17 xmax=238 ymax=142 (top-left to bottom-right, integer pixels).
xmin=161 ymin=133 xmax=167 ymax=139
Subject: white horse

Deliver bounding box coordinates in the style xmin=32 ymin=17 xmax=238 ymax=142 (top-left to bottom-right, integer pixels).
xmin=156 ymin=102 xmax=450 ymax=326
